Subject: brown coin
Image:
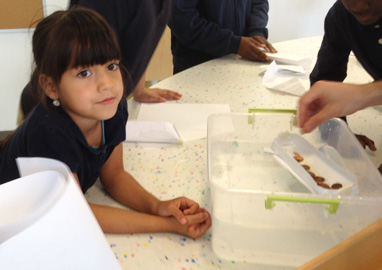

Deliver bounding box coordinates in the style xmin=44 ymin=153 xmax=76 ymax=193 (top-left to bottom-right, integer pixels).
xmin=293 ymin=152 xmax=304 ymax=162
xmin=302 ymin=164 xmax=310 ymax=170
xmin=314 ymin=176 xmax=325 ymax=183
xmin=331 ymin=183 xmax=343 ymax=189
xmin=308 ymin=171 xmax=316 ymax=178
xmin=318 ymin=183 xmax=330 ymax=189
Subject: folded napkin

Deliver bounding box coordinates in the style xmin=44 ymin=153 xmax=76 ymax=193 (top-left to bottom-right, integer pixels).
xmin=262 ymin=61 xmax=309 ymax=97
xmin=259 ymin=64 xmax=306 ymax=75
xmin=136 ymin=103 xmax=231 ymax=142
xmin=265 ymin=52 xmax=312 ymax=70
xmin=125 ymin=121 xmax=182 ymax=144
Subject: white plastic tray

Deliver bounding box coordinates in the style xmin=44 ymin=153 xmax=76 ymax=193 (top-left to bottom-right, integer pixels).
xmin=270 ymin=133 xmax=358 ymax=195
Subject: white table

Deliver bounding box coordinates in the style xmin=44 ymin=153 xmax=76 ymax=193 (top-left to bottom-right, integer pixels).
xmin=85 ymin=36 xmax=382 ymax=270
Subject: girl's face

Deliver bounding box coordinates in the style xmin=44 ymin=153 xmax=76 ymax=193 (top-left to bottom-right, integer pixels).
xmin=57 ymin=60 xmax=123 ymax=126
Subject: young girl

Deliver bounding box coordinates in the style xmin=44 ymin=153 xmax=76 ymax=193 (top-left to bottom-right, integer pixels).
xmin=0 ymin=7 xmax=211 ymax=238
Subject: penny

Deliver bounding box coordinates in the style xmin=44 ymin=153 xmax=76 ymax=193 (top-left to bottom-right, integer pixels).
xmin=302 ymin=164 xmax=310 ymax=170
xmin=293 ymin=152 xmax=304 ymax=162
xmin=308 ymin=171 xmax=316 ymax=178
xmin=331 ymin=183 xmax=343 ymax=189
xmin=314 ymin=176 xmax=325 ymax=183
xmin=318 ymin=183 xmax=330 ymax=189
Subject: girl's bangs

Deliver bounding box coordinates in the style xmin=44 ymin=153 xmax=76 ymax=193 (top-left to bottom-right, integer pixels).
xmin=69 ymin=28 xmax=121 ymax=69
xmin=54 ymin=9 xmax=121 ymax=72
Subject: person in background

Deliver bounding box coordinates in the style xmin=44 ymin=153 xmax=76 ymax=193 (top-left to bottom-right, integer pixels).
xmin=0 ymin=7 xmax=211 ymax=238
xmin=20 ymin=0 xmax=181 ymax=118
xmin=298 ymin=0 xmax=382 ymax=171
xmin=168 ymin=0 xmax=277 ymax=74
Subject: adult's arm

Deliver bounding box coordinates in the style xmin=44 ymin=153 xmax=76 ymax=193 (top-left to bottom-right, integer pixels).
xmin=298 ymin=80 xmax=382 ymax=133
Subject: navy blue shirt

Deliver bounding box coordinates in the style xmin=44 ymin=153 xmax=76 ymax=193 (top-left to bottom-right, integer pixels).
xmin=168 ymin=0 xmax=269 ymax=73
xmin=0 ymin=100 xmax=128 ymax=193
xmin=310 ymin=0 xmax=382 ymax=85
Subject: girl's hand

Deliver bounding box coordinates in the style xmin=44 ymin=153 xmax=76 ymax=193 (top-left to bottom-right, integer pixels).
xmin=154 ymin=197 xmax=200 ymax=225
xmin=172 ymin=208 xmax=212 ymax=239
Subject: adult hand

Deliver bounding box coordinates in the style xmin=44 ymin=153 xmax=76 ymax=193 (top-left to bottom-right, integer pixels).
xmin=133 ymin=87 xmax=182 ymax=103
xmin=355 ymin=134 xmax=377 ymax=151
xmin=298 ymin=81 xmax=368 ymax=133
xmin=155 ymin=197 xmax=200 ymax=225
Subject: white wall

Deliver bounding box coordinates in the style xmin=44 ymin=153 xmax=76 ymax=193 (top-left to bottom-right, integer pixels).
xmin=0 ymin=0 xmax=68 ymax=131
xmin=268 ymin=0 xmax=335 ymax=43
xmin=43 ymin=0 xmax=69 ymax=16
xmin=0 ymin=31 xmax=34 ymax=131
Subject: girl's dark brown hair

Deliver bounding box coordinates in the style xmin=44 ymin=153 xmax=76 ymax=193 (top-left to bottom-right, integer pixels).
xmin=30 ymin=6 xmax=125 ymax=107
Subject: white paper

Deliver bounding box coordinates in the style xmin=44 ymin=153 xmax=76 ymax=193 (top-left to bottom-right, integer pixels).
xmin=126 ymin=121 xmax=182 ymax=144
xmin=262 ymin=61 xmax=309 ymax=96
xmin=137 ymin=103 xmax=231 ymax=142
xmin=0 ymin=158 xmax=121 ymax=270
xmin=265 ymin=52 xmax=312 ymax=70
xmin=259 ymin=64 xmax=306 ymax=75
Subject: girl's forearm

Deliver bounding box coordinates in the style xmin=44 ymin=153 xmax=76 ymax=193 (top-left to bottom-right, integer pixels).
xmin=101 ymin=170 xmax=161 ymax=215
xmin=89 ymin=203 xmax=181 ymax=234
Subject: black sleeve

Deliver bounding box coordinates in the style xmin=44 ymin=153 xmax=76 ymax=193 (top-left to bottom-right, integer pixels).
xmin=310 ymin=2 xmax=351 ymax=86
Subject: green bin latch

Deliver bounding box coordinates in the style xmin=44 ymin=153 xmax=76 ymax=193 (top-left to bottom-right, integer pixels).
xmin=247 ymin=108 xmax=297 ymax=124
xmin=265 ymin=195 xmax=340 ymax=214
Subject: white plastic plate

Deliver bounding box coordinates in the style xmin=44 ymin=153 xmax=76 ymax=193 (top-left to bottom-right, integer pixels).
xmin=270 ymin=133 xmax=358 ymax=195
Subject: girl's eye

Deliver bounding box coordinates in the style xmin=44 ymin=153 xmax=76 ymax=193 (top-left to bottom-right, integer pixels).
xmin=77 ymin=70 xmax=91 ymax=78
xmin=108 ymin=63 xmax=119 ymax=71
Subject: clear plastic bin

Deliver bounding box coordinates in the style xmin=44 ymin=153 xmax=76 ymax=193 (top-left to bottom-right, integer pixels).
xmin=207 ymin=113 xmax=382 ymax=267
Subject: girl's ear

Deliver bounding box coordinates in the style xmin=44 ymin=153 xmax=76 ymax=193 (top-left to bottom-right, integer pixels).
xmin=39 ymin=74 xmax=58 ymax=100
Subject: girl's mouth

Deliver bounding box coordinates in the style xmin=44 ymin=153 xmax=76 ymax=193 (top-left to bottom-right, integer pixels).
xmin=98 ymin=97 xmax=115 ymax=105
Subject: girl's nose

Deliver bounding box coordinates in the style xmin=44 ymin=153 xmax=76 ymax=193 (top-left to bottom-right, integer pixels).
xmin=97 ymin=72 xmax=113 ymax=92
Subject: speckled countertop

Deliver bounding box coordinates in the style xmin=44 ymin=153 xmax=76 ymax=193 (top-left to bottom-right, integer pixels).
xmin=85 ymin=36 xmax=382 ymax=270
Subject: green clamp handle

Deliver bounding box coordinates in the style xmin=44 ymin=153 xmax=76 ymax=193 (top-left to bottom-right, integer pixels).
xmin=247 ymin=108 xmax=298 ymax=125
xmin=265 ymin=195 xmax=340 ymax=214
xmin=248 ymin=108 xmax=297 ymax=115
